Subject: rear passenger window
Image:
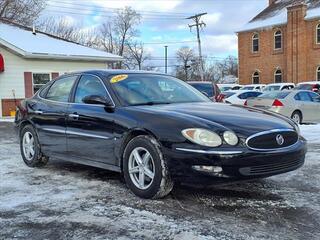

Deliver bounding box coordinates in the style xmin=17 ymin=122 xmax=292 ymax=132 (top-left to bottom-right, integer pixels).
xmin=297 ymin=92 xmax=312 ymax=102
xmin=46 ymin=76 xmax=78 ymax=102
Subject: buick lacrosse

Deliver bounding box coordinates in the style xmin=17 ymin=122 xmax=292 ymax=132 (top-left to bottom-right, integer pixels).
xmin=15 ymin=70 xmax=307 ymax=199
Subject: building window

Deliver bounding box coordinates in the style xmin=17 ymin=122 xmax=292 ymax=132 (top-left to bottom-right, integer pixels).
xmin=274 ymin=69 xmax=282 ymax=83
xmin=317 ymin=24 xmax=320 ymax=44
xmin=252 ymin=71 xmax=260 ymax=84
xmin=317 ymin=66 xmax=320 ymax=81
xmin=33 ymin=73 xmax=51 ymax=94
xmin=274 ymin=30 xmax=282 ymax=50
xmin=252 ymin=33 xmax=259 ymax=52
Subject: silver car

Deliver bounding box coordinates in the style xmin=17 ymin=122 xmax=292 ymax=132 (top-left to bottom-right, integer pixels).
xmin=246 ymin=90 xmax=320 ymax=124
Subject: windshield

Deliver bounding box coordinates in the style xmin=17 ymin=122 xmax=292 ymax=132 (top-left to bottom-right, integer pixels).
xmin=220 ymin=86 xmax=232 ymax=91
xmin=264 ymin=85 xmax=281 ymax=91
xmin=110 ymin=74 xmax=210 ymax=106
xmin=242 ymin=86 xmax=254 ymax=90
xmin=296 ymin=84 xmax=312 ymax=90
xmin=258 ymin=91 xmax=290 ymax=99
xmin=190 ymin=83 xmax=213 ymax=97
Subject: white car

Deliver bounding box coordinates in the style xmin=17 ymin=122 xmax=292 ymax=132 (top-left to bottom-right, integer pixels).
xmin=264 ymin=83 xmax=295 ymax=91
xmin=241 ymin=84 xmax=266 ymax=91
xmin=223 ymin=90 xmax=263 ymax=105
xmin=217 ymin=84 xmax=242 ymax=92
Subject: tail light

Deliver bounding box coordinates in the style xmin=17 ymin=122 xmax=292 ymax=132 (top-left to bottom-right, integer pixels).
xmin=244 ymin=100 xmax=247 ymax=106
xmin=272 ymin=99 xmax=283 ymax=107
xmin=216 ymin=94 xmax=225 ymax=102
xmin=312 ymin=84 xmax=319 ymax=92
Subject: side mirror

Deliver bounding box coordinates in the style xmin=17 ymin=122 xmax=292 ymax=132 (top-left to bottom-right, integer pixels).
xmin=313 ymin=96 xmax=320 ymax=102
xmin=82 ymin=95 xmax=114 ymax=108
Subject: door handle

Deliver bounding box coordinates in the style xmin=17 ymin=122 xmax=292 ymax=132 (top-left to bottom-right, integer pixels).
xmin=69 ymin=113 xmax=79 ymax=119
xmin=34 ymin=110 xmax=43 ymax=114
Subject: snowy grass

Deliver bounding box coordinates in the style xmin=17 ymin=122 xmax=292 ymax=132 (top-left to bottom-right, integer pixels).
xmin=300 ymin=124 xmax=320 ymax=144
xmin=0 ymin=117 xmax=14 ymax=122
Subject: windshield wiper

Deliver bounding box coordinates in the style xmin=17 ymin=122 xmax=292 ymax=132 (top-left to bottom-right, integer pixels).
xmin=131 ymin=101 xmax=171 ymax=106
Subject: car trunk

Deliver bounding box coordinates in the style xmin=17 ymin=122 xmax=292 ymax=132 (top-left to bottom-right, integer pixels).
xmin=246 ymin=97 xmax=276 ymax=109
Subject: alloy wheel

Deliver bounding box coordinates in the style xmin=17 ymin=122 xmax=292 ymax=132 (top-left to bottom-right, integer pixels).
xmin=22 ymin=132 xmax=35 ymax=161
xmin=128 ymin=147 xmax=155 ymax=190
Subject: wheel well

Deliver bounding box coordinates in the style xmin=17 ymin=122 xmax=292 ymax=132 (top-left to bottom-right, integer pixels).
xmin=292 ymin=110 xmax=302 ymax=118
xmin=19 ymin=120 xmax=33 ymax=136
xmin=119 ymin=129 xmax=157 ymax=172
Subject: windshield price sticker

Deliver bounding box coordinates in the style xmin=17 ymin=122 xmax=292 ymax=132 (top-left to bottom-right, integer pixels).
xmin=110 ymin=74 xmax=128 ymax=83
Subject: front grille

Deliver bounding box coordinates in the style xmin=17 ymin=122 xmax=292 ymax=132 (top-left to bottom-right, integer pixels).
xmin=239 ymin=158 xmax=304 ymax=176
xmin=246 ymin=129 xmax=298 ymax=150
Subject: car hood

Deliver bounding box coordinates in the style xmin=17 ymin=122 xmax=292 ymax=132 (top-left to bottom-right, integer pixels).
xmin=132 ymin=102 xmax=294 ymax=136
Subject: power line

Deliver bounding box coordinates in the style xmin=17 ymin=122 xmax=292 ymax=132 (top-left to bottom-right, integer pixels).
xmin=48 ymin=0 xmax=194 ymax=16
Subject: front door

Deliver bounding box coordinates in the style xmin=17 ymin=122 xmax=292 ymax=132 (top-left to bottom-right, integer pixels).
xmin=32 ymin=75 xmax=78 ymax=155
xmin=66 ymin=74 xmax=116 ymax=165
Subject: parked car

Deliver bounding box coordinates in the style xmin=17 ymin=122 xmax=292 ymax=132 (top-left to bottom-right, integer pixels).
xmin=187 ymin=81 xmax=221 ymax=102
xmin=222 ymin=90 xmax=263 ymax=105
xmin=246 ymin=90 xmax=320 ymax=124
xmin=241 ymin=84 xmax=266 ymax=91
xmin=217 ymin=84 xmax=242 ymax=92
xmin=15 ymin=70 xmax=306 ymax=199
xmin=264 ymin=83 xmax=295 ymax=91
xmin=295 ymin=81 xmax=320 ymax=93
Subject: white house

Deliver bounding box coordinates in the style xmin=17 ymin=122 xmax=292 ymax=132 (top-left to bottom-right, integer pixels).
xmin=0 ymin=19 xmax=122 ymax=116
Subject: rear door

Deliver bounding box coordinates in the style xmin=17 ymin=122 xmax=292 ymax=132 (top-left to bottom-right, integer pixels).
xmin=307 ymin=92 xmax=320 ymax=122
xmin=66 ymin=74 xmax=116 ymax=165
xmin=294 ymin=91 xmax=314 ymax=122
xmin=32 ymin=75 xmax=78 ymax=155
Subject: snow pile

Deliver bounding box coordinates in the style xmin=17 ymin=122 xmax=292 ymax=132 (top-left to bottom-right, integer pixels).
xmin=0 ymin=118 xmax=14 ymax=122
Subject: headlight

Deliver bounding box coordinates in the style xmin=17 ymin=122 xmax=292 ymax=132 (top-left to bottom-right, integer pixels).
xmin=182 ymin=128 xmax=222 ymax=147
xmin=223 ymin=131 xmax=238 ymax=146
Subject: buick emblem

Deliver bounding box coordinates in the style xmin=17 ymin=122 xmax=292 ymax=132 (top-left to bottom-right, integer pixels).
xmin=276 ymin=134 xmax=285 ymax=146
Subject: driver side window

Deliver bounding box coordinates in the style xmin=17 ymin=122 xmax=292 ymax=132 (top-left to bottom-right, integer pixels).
xmin=74 ymin=75 xmax=108 ymax=103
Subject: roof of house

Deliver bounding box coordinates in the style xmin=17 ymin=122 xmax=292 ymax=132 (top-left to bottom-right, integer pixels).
xmin=238 ymin=0 xmax=320 ymax=32
xmin=0 ymin=19 xmax=123 ymax=62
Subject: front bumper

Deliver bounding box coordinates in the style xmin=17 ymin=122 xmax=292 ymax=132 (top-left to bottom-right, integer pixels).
xmin=162 ymin=138 xmax=307 ymax=185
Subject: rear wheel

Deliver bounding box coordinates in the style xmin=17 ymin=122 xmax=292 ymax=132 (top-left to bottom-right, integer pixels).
xmin=291 ymin=111 xmax=302 ymax=124
xmin=20 ymin=125 xmax=48 ymax=167
xmin=123 ymin=135 xmax=173 ymax=199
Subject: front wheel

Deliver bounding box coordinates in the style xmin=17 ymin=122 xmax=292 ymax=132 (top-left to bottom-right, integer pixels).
xmin=20 ymin=125 xmax=48 ymax=167
xmin=123 ymin=135 xmax=173 ymax=199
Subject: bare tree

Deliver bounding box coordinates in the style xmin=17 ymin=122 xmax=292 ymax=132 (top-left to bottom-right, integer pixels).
xmin=38 ymin=17 xmax=99 ymax=47
xmin=127 ymin=41 xmax=150 ymax=70
xmin=175 ymin=47 xmax=196 ymax=81
xmin=0 ymin=0 xmax=46 ymax=25
xmin=99 ymin=7 xmax=141 ymax=68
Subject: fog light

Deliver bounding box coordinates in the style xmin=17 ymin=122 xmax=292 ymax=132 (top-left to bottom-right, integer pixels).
xmin=192 ymin=165 xmax=223 ymax=173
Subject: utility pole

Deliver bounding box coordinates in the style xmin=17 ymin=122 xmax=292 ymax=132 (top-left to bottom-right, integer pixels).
xmin=187 ymin=13 xmax=207 ymax=81
xmin=164 ymin=45 xmax=168 ymax=74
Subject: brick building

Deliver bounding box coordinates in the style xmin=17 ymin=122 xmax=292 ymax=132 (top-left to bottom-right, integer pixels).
xmin=237 ymin=0 xmax=320 ymax=85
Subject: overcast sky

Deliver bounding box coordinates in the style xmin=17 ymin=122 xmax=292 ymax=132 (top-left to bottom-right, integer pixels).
xmin=44 ymin=0 xmax=268 ymax=69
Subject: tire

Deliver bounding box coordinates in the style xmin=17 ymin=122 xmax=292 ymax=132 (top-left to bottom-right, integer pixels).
xmin=20 ymin=125 xmax=48 ymax=167
xmin=123 ymin=135 xmax=173 ymax=199
xmin=291 ymin=111 xmax=302 ymax=124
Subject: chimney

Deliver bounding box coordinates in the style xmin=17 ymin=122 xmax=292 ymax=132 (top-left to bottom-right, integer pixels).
xmin=269 ymin=0 xmax=276 ymax=5
xmin=32 ymin=25 xmax=36 ymax=35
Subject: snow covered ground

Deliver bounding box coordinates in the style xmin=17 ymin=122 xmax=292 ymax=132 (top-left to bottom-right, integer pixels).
xmin=0 ymin=122 xmax=319 ymax=240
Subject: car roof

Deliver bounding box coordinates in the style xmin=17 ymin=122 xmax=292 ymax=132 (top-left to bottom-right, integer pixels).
xmin=297 ymin=81 xmax=320 ymax=85
xmin=226 ymin=90 xmax=260 ymax=93
xmin=266 ymin=83 xmax=295 ymax=86
xmin=243 ymin=84 xmax=266 ymax=86
xmin=187 ymin=81 xmax=213 ymax=84
xmin=64 ymin=69 xmax=167 ymax=77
